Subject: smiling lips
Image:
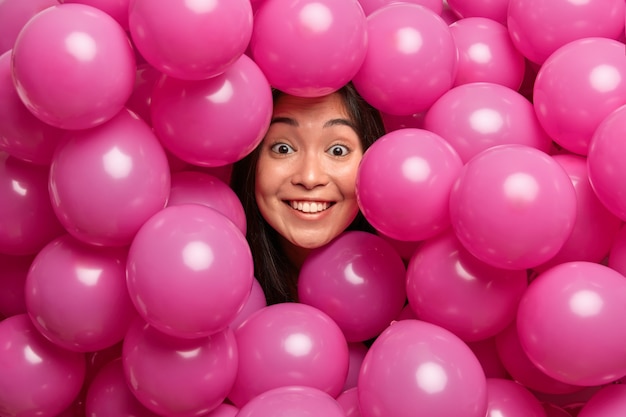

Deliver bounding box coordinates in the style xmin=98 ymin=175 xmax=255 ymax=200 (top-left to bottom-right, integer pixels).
xmin=288 ymin=200 xmax=333 ymax=214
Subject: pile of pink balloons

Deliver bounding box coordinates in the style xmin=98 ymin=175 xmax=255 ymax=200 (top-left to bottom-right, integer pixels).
xmin=2 ymin=0 xmax=626 ymax=416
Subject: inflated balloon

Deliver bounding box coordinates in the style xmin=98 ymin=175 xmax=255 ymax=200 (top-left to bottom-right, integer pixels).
xmin=0 ymin=0 xmax=58 ymax=54
xmin=424 ymin=82 xmax=553 ymax=163
xmin=533 ymin=37 xmax=626 ymax=155
xmin=0 ymin=152 xmax=65 ymax=255
xmin=250 ymin=0 xmax=367 ymax=97
xmin=59 ymin=0 xmax=130 ymax=30
xmin=357 ymin=0 xmax=443 ymax=15
xmin=0 ymin=314 xmax=86 ymax=417
xmin=449 ymin=18 xmax=525 ymax=90
xmin=25 ymin=234 xmax=136 ymax=352
xmin=127 ymin=204 xmax=253 ymax=339
xmin=228 ymin=277 xmax=266 ymax=331
xmin=49 ymin=108 xmax=170 ymax=247
xmin=0 ymin=253 xmax=32 ymax=317
xmin=236 ymin=386 xmax=346 ymax=417
xmin=517 ymin=261 xmax=626 ymax=386
xmin=203 ymin=403 xmax=239 ymax=417
xmin=352 ymin=3 xmax=457 ymax=115
xmin=406 ymin=230 xmax=528 ymax=342
xmin=336 ymin=387 xmax=361 ymax=417
xmin=150 ymin=54 xmax=272 ymax=167
xmin=577 ymin=384 xmax=626 ymax=417
xmin=128 ymin=0 xmax=252 ymax=80
xmin=449 ymin=145 xmax=577 ymax=270
xmin=543 ymin=403 xmax=574 ymax=417
xmin=168 ymin=171 xmax=247 ymax=234
xmin=11 ymin=3 xmax=136 ymax=130
xmin=0 ymin=50 xmax=65 ymax=165
xmin=228 ymin=303 xmax=349 ymax=407
xmin=508 ymin=0 xmax=625 ymax=65
xmin=356 ymin=128 xmax=463 ymax=241
xmin=358 ymin=320 xmax=488 ymax=417
xmin=485 ymin=378 xmax=547 ymax=417
xmin=298 ymin=231 xmax=407 ymax=342
xmin=124 ymin=62 xmax=161 ymax=126
xmin=446 ymin=0 xmax=508 ymax=25
xmin=122 ymin=319 xmax=238 ymax=417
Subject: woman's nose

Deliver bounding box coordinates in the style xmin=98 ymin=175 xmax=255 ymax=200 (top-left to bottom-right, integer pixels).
xmin=291 ymin=153 xmax=329 ymax=189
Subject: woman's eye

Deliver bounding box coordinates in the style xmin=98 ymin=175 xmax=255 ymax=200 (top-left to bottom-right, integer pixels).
xmin=328 ymin=145 xmax=349 ymax=157
xmin=270 ymin=143 xmax=294 ymax=154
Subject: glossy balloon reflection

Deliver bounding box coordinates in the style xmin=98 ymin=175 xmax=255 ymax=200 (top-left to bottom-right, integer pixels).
xmin=236 ymin=386 xmax=346 ymax=417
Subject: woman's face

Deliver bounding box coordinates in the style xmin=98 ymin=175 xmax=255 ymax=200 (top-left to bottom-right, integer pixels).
xmin=255 ymin=92 xmax=363 ymax=262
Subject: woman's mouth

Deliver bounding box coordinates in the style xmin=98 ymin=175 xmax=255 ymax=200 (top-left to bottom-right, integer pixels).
xmin=286 ymin=200 xmax=333 ymax=213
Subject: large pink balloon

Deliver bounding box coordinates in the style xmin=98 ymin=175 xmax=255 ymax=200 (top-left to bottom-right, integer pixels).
xmin=151 ymin=54 xmax=272 ymax=167
xmin=356 ymin=128 xmax=463 ymax=241
xmin=0 ymin=152 xmax=65 ymax=255
xmin=0 ymin=314 xmax=86 ymax=417
xmin=59 ymin=0 xmax=130 ymax=30
xmin=0 ymin=253 xmax=32 ymax=317
xmin=358 ymin=320 xmax=488 ymax=417
xmin=577 ymin=384 xmax=626 ymax=417
xmin=11 ymin=3 xmax=136 ymax=130
xmin=508 ymin=0 xmax=625 ymax=65
xmin=352 ymin=3 xmax=457 ymax=115
xmin=228 ymin=303 xmax=349 ymax=407
xmin=424 ymin=82 xmax=553 ymax=163
xmin=298 ymin=231 xmax=407 ymax=342
xmin=122 ymin=319 xmax=238 ymax=417
xmin=49 ymin=108 xmax=170 ymax=247
xmin=446 ymin=0 xmax=508 ymax=25
xmin=449 ymin=145 xmax=577 ymax=270
xmin=236 ymin=386 xmax=346 ymax=417
xmin=250 ymin=0 xmax=367 ymax=97
xmin=128 ymin=0 xmax=251 ymax=80
xmin=406 ymin=230 xmax=528 ymax=342
xmin=485 ymin=378 xmax=547 ymax=417
xmin=25 ymin=234 xmax=136 ymax=352
xmin=517 ymin=261 xmax=626 ymax=386
xmin=0 ymin=0 xmax=58 ymax=54
xmin=533 ymin=37 xmax=626 ymax=155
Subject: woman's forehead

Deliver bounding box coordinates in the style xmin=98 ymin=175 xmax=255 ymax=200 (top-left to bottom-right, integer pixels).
xmin=272 ymin=92 xmax=350 ymax=120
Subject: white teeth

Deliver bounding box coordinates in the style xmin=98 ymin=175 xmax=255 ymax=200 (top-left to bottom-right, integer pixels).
xmin=290 ymin=201 xmax=330 ymax=213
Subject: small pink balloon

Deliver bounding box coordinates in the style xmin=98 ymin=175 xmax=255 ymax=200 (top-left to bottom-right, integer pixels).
xmin=357 ymin=0 xmax=443 ymax=16
xmin=465 ymin=337 xmax=509 ymax=379
xmin=124 ymin=63 xmax=161 ymax=126
xmin=0 ymin=253 xmax=32 ymax=317
xmin=356 ymin=128 xmax=463 ymax=241
xmin=250 ymin=0 xmax=367 ymax=97
xmin=49 ymin=108 xmax=170 ymax=247
xmin=0 ymin=0 xmax=58 ymax=54
xmin=85 ymin=358 xmax=160 ymax=417
xmin=358 ymin=320 xmax=488 ymax=417
xmin=298 ymin=231 xmax=407 ymax=342
xmin=336 ymin=387 xmax=362 ymax=417
xmin=0 ymin=314 xmax=86 ymax=417
xmin=446 ymin=0 xmax=508 ymax=25
xmin=25 ymin=234 xmax=136 ymax=352
xmin=449 ymin=18 xmax=526 ymax=90
xmin=150 ymin=54 xmax=272 ymax=167
xmin=517 ymin=261 xmax=626 ymax=386
xmin=449 ymin=145 xmax=577 ymax=270
xmin=127 ymin=204 xmax=253 ymax=339
xmin=352 ymin=3 xmax=457 ymax=115
xmin=236 ymin=386 xmax=347 ymax=417
xmin=11 ymin=3 xmax=136 ymax=130
xmin=0 ymin=152 xmax=65 ymax=255
xmin=344 ymin=343 xmax=369 ymax=391
xmin=122 ymin=319 xmax=238 ymax=417
xmin=59 ymin=0 xmax=130 ymax=30
xmin=608 ymin=224 xmax=626 ymax=276
xmin=533 ymin=37 xmax=626 ymax=155
xmin=577 ymin=384 xmax=626 ymax=417
xmin=129 ymin=0 xmax=252 ymax=80
xmin=424 ymin=82 xmax=553 ymax=164
xmin=508 ymin=0 xmax=625 ymax=65
xmin=485 ymin=378 xmax=547 ymax=417
xmin=168 ymin=170 xmax=247 ymax=235
xmin=228 ymin=277 xmax=266 ymax=331
xmin=229 ymin=303 xmax=349 ymax=407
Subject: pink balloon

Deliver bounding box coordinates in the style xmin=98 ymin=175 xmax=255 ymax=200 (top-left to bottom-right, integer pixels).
xmin=128 ymin=0 xmax=251 ymax=80
xmin=485 ymin=378 xmax=547 ymax=417
xmin=517 ymin=261 xmax=626 ymax=386
xmin=151 ymin=54 xmax=272 ymax=167
xmin=59 ymin=0 xmax=130 ymax=30
xmin=578 ymin=384 xmax=626 ymax=417
xmin=424 ymin=82 xmax=553 ymax=163
xmin=358 ymin=320 xmax=488 ymax=417
xmin=298 ymin=231 xmax=407 ymax=342
xmin=0 ymin=0 xmax=58 ymax=54
xmin=336 ymin=387 xmax=362 ymax=417
xmin=357 ymin=0 xmax=443 ymax=16
xmin=356 ymin=128 xmax=463 ymax=241
xmin=352 ymin=3 xmax=457 ymax=115
xmin=533 ymin=37 xmax=626 ymax=155
xmin=228 ymin=277 xmax=266 ymax=331
xmin=446 ymin=0 xmax=508 ymax=25
xmin=122 ymin=319 xmax=238 ymax=417
xmin=449 ymin=18 xmax=526 ymax=90
xmin=228 ymin=303 xmax=349 ymax=407
xmin=609 ymin=225 xmax=626 ymax=276
xmin=49 ymin=108 xmax=170 ymax=247
xmin=250 ymin=0 xmax=367 ymax=97
xmin=0 ymin=152 xmax=65 ymax=255
xmin=449 ymin=145 xmax=577 ymax=270
xmin=0 ymin=50 xmax=65 ymax=165
xmin=344 ymin=343 xmax=369 ymax=391
xmin=465 ymin=337 xmax=509 ymax=379
xmin=0 ymin=314 xmax=86 ymax=417
xmin=407 ymin=230 xmax=528 ymax=342
xmin=168 ymin=170 xmax=246 ymax=235
xmin=204 ymin=403 xmax=239 ymax=417
xmin=235 ymin=386 xmax=346 ymax=417
xmin=543 ymin=403 xmax=574 ymax=417
xmin=588 ymin=105 xmax=626 ymax=221
xmin=127 ymin=204 xmax=253 ymax=339
xmin=11 ymin=3 xmax=136 ymax=130
xmin=124 ymin=63 xmax=161 ymax=126
xmin=508 ymin=0 xmax=625 ymax=65
xmin=25 ymin=234 xmax=136 ymax=352
xmin=85 ymin=358 xmax=160 ymax=417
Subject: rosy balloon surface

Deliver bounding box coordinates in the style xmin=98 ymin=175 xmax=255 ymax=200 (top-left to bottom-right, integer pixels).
xmin=484 ymin=378 xmax=547 ymax=417
xmin=11 ymin=3 xmax=136 ymax=130
xmin=446 ymin=0 xmax=509 ymax=25
xmin=59 ymin=0 xmax=130 ymax=30
xmin=0 ymin=0 xmax=59 ymax=54
xmin=577 ymin=384 xmax=626 ymax=417
xmin=236 ymin=386 xmax=346 ymax=417
xmin=357 ymin=0 xmax=443 ymax=16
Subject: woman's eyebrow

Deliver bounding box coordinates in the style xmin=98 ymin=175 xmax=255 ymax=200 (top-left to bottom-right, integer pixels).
xmin=270 ymin=116 xmax=298 ymax=126
xmin=323 ymin=118 xmax=357 ymax=130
